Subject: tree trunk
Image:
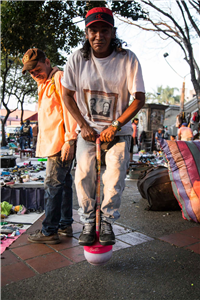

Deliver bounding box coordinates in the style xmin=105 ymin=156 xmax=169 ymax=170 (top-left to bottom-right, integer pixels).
xmin=1 ymin=119 xmax=8 ymax=147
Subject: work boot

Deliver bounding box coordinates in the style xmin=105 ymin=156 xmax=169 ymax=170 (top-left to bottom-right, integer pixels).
xmin=78 ymin=223 xmax=96 ymax=246
xmin=58 ymin=226 xmax=73 ymax=237
xmin=99 ymin=221 xmax=115 ymax=246
xmin=28 ymin=229 xmax=61 ymax=244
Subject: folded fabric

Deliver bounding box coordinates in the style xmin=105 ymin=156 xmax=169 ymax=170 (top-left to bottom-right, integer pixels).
xmin=159 ymin=139 xmax=200 ymax=223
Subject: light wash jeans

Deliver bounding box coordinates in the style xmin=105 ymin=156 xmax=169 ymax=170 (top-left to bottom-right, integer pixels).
xmin=42 ymin=153 xmax=73 ymax=236
xmin=75 ymin=134 xmax=131 ymax=224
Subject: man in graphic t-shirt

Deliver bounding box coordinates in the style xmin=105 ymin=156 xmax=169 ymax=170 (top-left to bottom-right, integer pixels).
xmin=62 ymin=7 xmax=145 ymax=247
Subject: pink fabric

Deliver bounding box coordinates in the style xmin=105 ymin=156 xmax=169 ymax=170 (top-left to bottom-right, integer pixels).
xmin=0 ymin=229 xmax=26 ymax=254
xmin=132 ymin=123 xmax=137 ymax=138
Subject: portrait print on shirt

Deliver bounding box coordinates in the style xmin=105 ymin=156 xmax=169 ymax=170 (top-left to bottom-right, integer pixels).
xmin=84 ymin=89 xmax=118 ymax=123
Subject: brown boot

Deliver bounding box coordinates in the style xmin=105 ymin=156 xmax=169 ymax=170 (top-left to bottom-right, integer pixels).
xmin=27 ymin=229 xmax=61 ymax=244
xmin=58 ymin=226 xmax=73 ymax=237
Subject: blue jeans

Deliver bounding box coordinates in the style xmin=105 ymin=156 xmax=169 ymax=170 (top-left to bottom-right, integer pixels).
xmin=20 ymin=136 xmax=26 ymax=150
xmin=42 ymin=154 xmax=73 ymax=236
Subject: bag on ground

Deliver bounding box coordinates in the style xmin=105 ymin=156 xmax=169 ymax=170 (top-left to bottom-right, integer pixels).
xmin=137 ymin=166 xmax=180 ymax=211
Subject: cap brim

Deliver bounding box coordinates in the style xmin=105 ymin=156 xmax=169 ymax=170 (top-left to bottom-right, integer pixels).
xmin=22 ymin=60 xmax=38 ymax=74
xmin=86 ymin=20 xmax=113 ymax=27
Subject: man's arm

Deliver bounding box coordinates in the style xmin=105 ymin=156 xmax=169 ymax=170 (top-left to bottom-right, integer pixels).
xmin=100 ymin=92 xmax=145 ymax=142
xmin=62 ymin=87 xmax=97 ymax=142
xmin=177 ymin=129 xmax=181 ymax=140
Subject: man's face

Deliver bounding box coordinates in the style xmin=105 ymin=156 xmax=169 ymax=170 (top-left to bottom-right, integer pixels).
xmin=29 ymin=60 xmax=50 ymax=84
xmin=86 ymin=22 xmax=114 ymax=58
xmin=90 ymin=99 xmax=96 ymax=108
xmin=103 ymin=103 xmax=109 ymax=113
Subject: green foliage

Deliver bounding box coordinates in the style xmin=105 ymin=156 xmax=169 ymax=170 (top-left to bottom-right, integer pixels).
xmin=146 ymin=86 xmax=180 ymax=105
xmin=111 ymin=1 xmax=148 ymax=20
xmin=1 ymin=0 xmax=147 ymax=145
xmin=1 ymin=1 xmax=84 ymax=66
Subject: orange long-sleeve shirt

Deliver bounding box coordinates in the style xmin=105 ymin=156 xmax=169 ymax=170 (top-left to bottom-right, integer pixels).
xmin=36 ymin=67 xmax=77 ymax=157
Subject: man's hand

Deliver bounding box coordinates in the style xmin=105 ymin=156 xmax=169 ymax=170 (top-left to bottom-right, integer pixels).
xmin=100 ymin=126 xmax=117 ymax=142
xmin=61 ymin=142 xmax=75 ymax=162
xmin=81 ymin=124 xmax=97 ymax=142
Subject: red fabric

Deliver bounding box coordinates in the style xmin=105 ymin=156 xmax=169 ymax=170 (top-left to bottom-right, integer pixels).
xmin=86 ymin=7 xmax=113 ymax=18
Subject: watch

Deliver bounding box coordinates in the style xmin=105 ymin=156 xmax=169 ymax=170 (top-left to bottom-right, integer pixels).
xmin=111 ymin=120 xmax=121 ymax=131
xmin=66 ymin=140 xmax=75 ymax=146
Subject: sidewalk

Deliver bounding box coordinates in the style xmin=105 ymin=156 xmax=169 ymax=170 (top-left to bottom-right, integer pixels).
xmin=1 ymin=169 xmax=200 ymax=299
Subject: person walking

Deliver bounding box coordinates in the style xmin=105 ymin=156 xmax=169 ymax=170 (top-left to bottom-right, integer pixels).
xmin=61 ymin=7 xmax=145 ymax=246
xmin=22 ymin=48 xmax=77 ymax=244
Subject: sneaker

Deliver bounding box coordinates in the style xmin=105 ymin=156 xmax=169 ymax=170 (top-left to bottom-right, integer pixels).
xmin=58 ymin=226 xmax=73 ymax=237
xmin=78 ymin=223 xmax=96 ymax=246
xmin=27 ymin=229 xmax=61 ymax=244
xmin=99 ymin=221 xmax=115 ymax=246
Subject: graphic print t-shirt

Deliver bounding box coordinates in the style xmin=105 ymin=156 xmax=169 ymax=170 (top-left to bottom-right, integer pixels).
xmin=61 ymin=49 xmax=145 ymax=135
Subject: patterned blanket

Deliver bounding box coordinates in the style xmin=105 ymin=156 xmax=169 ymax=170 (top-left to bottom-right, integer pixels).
xmin=160 ymin=139 xmax=200 ymax=223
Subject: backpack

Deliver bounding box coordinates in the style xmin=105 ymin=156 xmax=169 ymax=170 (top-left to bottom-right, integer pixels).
xmin=137 ymin=166 xmax=180 ymax=211
xmin=22 ymin=124 xmax=30 ymax=136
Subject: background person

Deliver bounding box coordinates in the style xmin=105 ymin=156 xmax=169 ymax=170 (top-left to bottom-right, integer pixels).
xmin=19 ymin=120 xmax=33 ymax=149
xmin=164 ymin=126 xmax=170 ymax=140
xmin=22 ymin=48 xmax=77 ymax=244
xmin=178 ymin=123 xmax=193 ymax=141
xmin=155 ymin=127 xmax=163 ymax=150
xmin=170 ymin=135 xmax=176 ymax=141
xmin=61 ymin=7 xmax=145 ymax=247
xmin=32 ymin=121 xmax=38 ymax=150
xmin=130 ymin=118 xmax=139 ymax=161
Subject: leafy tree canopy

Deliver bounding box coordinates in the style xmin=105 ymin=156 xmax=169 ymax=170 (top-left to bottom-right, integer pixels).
xmin=1 ymin=1 xmax=84 ymax=66
xmin=115 ymin=0 xmax=200 ymax=106
xmin=146 ymin=86 xmax=180 ymax=105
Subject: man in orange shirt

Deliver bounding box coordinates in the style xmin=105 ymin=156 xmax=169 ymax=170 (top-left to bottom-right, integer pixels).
xmin=22 ymin=49 xmax=77 ymax=244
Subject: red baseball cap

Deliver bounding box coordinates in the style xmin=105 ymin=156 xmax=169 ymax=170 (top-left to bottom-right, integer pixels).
xmin=85 ymin=7 xmax=114 ymax=27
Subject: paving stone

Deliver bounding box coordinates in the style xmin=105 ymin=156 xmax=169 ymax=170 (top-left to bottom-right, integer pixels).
xmin=1 ymin=249 xmax=20 ymax=266
xmin=11 ymin=243 xmax=54 ymax=260
xmin=49 ymin=236 xmax=79 ymax=251
xmin=113 ymin=240 xmax=131 ymax=252
xmin=26 ymin=252 xmax=73 ymax=274
xmin=186 ymin=242 xmax=200 ymax=254
xmin=178 ymin=227 xmax=200 ymax=239
xmin=61 ymin=246 xmax=86 ymax=263
xmin=159 ymin=233 xmax=199 ymax=247
xmin=1 ymin=262 xmax=35 ymax=286
xmin=117 ymin=232 xmax=154 ymax=246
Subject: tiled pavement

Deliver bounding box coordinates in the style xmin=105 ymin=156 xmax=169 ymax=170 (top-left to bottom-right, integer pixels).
xmin=1 ymin=209 xmax=200 ymax=287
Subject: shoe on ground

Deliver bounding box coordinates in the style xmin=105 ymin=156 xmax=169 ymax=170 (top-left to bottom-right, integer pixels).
xmin=58 ymin=226 xmax=73 ymax=237
xmin=27 ymin=229 xmax=61 ymax=244
xmin=78 ymin=223 xmax=96 ymax=246
xmin=99 ymin=221 xmax=115 ymax=246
